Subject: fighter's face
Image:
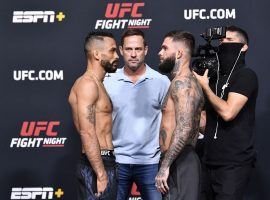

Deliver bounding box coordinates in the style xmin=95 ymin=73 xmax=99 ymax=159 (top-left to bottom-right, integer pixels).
xmin=100 ymin=37 xmax=119 ymax=73
xmin=158 ymin=37 xmax=176 ymax=73
xmin=120 ymin=35 xmax=148 ymax=72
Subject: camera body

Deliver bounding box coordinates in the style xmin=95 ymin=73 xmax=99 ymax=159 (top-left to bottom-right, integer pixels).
xmin=201 ymin=27 xmax=226 ymax=41
xmin=192 ymin=27 xmax=226 ymax=82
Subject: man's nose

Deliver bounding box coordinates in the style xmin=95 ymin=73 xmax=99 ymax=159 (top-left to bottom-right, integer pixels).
xmin=115 ymin=52 xmax=119 ymax=60
xmin=158 ymin=50 xmax=162 ymax=57
xmin=131 ymin=50 xmax=137 ymax=57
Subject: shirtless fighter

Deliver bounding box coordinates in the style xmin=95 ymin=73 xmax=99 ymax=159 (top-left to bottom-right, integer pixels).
xmin=155 ymin=30 xmax=204 ymax=200
xmin=68 ymin=31 xmax=119 ymax=200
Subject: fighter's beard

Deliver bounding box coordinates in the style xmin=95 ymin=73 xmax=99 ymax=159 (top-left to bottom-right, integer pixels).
xmin=158 ymin=56 xmax=175 ymax=74
xmin=101 ymin=59 xmax=118 ymax=73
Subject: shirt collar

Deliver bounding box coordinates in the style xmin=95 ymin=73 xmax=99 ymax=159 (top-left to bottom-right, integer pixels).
xmin=116 ymin=64 xmax=154 ymax=82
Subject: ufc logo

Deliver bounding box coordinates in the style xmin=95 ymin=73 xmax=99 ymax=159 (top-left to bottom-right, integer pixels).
xmin=13 ymin=11 xmax=55 ymax=23
xmin=20 ymin=121 xmax=60 ymax=137
xmin=105 ymin=3 xmax=144 ymax=18
xmin=13 ymin=70 xmax=35 ymax=81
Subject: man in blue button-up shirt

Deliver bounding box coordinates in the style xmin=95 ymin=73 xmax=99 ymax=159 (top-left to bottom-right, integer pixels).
xmin=104 ymin=29 xmax=170 ymax=200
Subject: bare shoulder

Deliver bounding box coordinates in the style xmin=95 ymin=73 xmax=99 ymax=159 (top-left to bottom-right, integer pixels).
xmin=70 ymin=75 xmax=99 ymax=103
xmin=171 ymin=74 xmax=204 ymax=100
xmin=171 ymin=75 xmax=193 ymax=92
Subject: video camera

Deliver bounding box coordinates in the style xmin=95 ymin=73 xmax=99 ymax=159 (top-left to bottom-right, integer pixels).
xmin=192 ymin=27 xmax=226 ymax=82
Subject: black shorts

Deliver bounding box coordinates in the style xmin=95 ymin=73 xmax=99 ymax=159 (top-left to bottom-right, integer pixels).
xmin=164 ymin=145 xmax=200 ymax=200
xmin=76 ymin=150 xmax=118 ymax=200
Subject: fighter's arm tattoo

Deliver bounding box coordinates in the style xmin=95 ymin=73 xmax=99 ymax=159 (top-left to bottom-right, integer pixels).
xmin=160 ymin=88 xmax=170 ymax=149
xmin=161 ymin=89 xmax=170 ymax=109
xmin=87 ymin=104 xmax=96 ymax=124
xmin=77 ymin=82 xmax=106 ymax=180
xmin=160 ymin=129 xmax=167 ymax=150
xmin=160 ymin=77 xmax=203 ymax=170
xmin=82 ymin=103 xmax=105 ymax=179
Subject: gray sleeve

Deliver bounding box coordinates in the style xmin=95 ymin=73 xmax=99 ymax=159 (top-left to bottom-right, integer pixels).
xmin=159 ymin=75 xmax=171 ymax=105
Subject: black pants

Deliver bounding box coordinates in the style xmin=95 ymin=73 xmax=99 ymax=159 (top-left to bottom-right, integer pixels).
xmin=200 ymin=164 xmax=253 ymax=200
xmin=164 ymin=145 xmax=200 ymax=200
xmin=76 ymin=153 xmax=118 ymax=200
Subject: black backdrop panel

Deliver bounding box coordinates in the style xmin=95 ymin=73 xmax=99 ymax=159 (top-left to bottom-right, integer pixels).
xmin=1 ymin=0 xmax=270 ymax=199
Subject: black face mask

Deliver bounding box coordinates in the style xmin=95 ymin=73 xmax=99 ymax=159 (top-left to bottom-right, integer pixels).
xmin=217 ymin=43 xmax=244 ymax=75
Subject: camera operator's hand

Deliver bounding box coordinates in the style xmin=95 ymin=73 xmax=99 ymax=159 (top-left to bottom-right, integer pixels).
xmin=193 ymin=69 xmax=209 ymax=90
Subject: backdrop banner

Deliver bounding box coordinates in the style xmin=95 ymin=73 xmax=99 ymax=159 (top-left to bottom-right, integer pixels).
xmin=1 ymin=0 xmax=269 ymax=199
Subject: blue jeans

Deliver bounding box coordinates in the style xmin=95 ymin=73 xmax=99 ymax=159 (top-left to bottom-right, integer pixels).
xmin=117 ymin=163 xmax=161 ymax=200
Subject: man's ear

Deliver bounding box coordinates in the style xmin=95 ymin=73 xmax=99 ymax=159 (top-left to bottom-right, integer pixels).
xmin=176 ymin=49 xmax=183 ymax=59
xmin=144 ymin=45 xmax=148 ymax=56
xmin=241 ymin=44 xmax=248 ymax=52
xmin=93 ymin=50 xmax=100 ymax=60
xmin=119 ymin=46 xmax=124 ymax=56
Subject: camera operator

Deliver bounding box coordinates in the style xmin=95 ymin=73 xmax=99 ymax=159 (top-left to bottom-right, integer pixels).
xmin=193 ymin=25 xmax=258 ymax=200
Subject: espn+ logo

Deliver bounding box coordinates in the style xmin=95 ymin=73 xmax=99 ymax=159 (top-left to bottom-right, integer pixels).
xmin=95 ymin=2 xmax=152 ymax=30
xmin=10 ymin=121 xmax=67 ymax=148
xmin=11 ymin=187 xmax=64 ymax=199
xmin=12 ymin=11 xmax=65 ymax=23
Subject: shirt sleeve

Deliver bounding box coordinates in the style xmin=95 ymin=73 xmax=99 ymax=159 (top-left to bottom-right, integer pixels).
xmin=159 ymin=75 xmax=171 ymax=106
xmin=228 ymin=68 xmax=258 ymax=98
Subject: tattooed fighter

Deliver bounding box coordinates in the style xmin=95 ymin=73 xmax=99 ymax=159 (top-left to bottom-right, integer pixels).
xmin=155 ymin=30 xmax=204 ymax=200
xmin=68 ymin=31 xmax=119 ymax=200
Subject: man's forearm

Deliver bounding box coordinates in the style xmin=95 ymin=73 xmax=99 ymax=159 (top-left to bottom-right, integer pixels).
xmin=203 ymin=85 xmax=229 ymax=118
xmin=80 ymin=131 xmax=106 ymax=180
xmin=160 ymin=127 xmax=189 ymax=170
xmin=160 ymin=128 xmax=167 ymax=153
xmin=159 ymin=121 xmax=174 ymax=153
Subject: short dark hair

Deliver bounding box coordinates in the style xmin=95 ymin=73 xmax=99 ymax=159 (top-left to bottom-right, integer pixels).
xmin=84 ymin=31 xmax=115 ymax=55
xmin=226 ymin=25 xmax=249 ymax=44
xmin=120 ymin=29 xmax=147 ymax=46
xmin=164 ymin=30 xmax=195 ymax=57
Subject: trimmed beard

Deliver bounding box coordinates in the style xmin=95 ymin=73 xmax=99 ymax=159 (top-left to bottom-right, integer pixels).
xmin=158 ymin=55 xmax=176 ymax=73
xmin=101 ymin=59 xmax=119 ymax=73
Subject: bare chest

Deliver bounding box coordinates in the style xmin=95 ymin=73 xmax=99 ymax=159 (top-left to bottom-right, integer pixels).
xmin=95 ymin=86 xmax=112 ymax=114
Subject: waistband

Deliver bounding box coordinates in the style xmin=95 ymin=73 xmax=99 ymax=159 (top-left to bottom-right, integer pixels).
xmin=80 ymin=150 xmax=116 ymax=168
xmin=100 ymin=149 xmax=115 ymax=158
